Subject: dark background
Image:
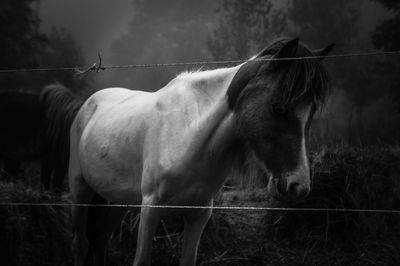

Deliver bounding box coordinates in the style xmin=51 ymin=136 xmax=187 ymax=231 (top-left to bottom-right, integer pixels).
xmin=1 ymin=1 xmax=400 ymax=265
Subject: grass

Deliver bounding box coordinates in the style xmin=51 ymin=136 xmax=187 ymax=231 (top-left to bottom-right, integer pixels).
xmin=0 ymin=182 xmax=72 ymax=266
xmin=1 ymin=144 xmax=400 ymax=265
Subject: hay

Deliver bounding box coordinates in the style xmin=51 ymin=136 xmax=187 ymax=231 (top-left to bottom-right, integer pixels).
xmin=0 ymin=182 xmax=71 ymax=266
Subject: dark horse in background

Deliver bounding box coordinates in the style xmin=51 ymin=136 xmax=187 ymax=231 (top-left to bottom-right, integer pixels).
xmin=0 ymin=91 xmax=42 ymax=180
xmin=0 ymin=83 xmax=83 ymax=192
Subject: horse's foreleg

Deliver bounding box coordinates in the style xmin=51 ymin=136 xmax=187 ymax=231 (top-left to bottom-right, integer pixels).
xmin=71 ymin=178 xmax=95 ymax=266
xmin=133 ymin=198 xmax=162 ymax=266
xmin=180 ymin=205 xmax=213 ymax=266
xmin=92 ymin=206 xmax=128 ymax=266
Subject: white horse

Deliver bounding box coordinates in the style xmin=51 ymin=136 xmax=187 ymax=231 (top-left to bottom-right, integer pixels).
xmin=69 ymin=38 xmax=334 ymax=266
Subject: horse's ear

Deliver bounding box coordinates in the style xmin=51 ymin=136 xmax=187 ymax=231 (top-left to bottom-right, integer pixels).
xmin=275 ymin=38 xmax=299 ymax=59
xmin=313 ymin=43 xmax=335 ymax=59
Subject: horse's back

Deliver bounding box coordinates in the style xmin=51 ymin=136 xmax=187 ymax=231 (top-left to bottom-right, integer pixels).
xmin=73 ymin=87 xmax=152 ymax=139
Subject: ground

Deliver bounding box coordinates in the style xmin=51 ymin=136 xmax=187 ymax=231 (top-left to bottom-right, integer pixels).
xmin=1 ymin=145 xmax=400 ymax=265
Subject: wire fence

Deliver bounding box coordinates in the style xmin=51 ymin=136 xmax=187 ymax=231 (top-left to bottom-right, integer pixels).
xmin=1 ymin=202 xmax=400 ymax=213
xmin=1 ymin=49 xmax=400 ymax=213
xmin=0 ymin=50 xmax=399 ymax=74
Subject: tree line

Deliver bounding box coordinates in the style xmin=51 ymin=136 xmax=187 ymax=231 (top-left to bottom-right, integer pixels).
xmin=0 ymin=0 xmax=89 ymax=94
xmin=208 ymin=0 xmax=400 ymax=143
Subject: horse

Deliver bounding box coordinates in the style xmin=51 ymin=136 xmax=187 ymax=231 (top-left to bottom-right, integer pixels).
xmin=0 ymin=84 xmax=82 ymax=192
xmin=0 ymin=91 xmax=42 ymax=181
xmin=69 ymin=38 xmax=334 ymax=266
xmin=39 ymin=83 xmax=83 ymax=192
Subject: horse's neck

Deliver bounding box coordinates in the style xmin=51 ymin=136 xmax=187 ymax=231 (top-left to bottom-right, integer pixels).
xmin=178 ymin=66 xmax=246 ymax=170
xmin=177 ymin=66 xmax=241 ymax=105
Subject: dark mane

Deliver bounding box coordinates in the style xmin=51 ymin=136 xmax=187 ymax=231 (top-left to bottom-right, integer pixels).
xmin=40 ymin=83 xmax=83 ymax=148
xmin=227 ymin=38 xmax=331 ymax=111
xmin=259 ymin=38 xmax=331 ymax=110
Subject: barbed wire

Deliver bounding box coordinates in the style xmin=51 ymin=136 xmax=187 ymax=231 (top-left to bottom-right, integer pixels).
xmin=1 ymin=49 xmax=400 ymax=214
xmin=0 ymin=50 xmax=399 ymax=75
xmin=1 ymin=202 xmax=400 ymax=213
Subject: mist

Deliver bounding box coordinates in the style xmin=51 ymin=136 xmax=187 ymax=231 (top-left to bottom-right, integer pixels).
xmin=2 ymin=2 xmax=400 ymax=264
xmin=38 ymin=0 xmax=389 ymax=89
xmin=6 ymin=0 xmax=399 ymax=144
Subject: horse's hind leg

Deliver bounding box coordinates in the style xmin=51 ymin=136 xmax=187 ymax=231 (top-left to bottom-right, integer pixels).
xmin=92 ymin=206 xmax=128 ymax=266
xmin=70 ymin=175 xmax=95 ymax=266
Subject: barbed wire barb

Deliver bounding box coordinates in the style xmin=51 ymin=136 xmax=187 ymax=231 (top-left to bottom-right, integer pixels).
xmin=96 ymin=52 xmax=105 ymax=73
xmin=73 ymin=52 xmax=105 ymax=76
xmin=74 ymin=63 xmax=96 ymax=76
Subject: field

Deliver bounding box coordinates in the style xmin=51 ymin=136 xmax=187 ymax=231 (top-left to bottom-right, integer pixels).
xmin=1 ymin=145 xmax=400 ymax=266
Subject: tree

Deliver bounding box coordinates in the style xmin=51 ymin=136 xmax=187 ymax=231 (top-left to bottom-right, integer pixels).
xmin=0 ymin=0 xmax=43 ymax=69
xmin=287 ymin=0 xmax=362 ymax=90
xmin=0 ymin=0 xmax=45 ymax=90
xmin=372 ymin=0 xmax=400 ymax=110
xmin=0 ymin=1 xmax=89 ymax=93
xmin=287 ymin=0 xmax=360 ymax=50
xmin=108 ymin=0 xmax=217 ymax=91
xmin=287 ymin=0 xmax=396 ymax=142
xmin=207 ymin=0 xmax=286 ymax=60
xmin=35 ymin=28 xmax=90 ymax=94
xmin=207 ymin=0 xmax=397 ymax=143
xmin=373 ymin=0 xmax=400 ymax=51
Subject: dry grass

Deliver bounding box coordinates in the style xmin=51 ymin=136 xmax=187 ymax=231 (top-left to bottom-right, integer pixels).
xmin=1 ymin=145 xmax=400 ymax=265
xmin=0 ymin=182 xmax=72 ymax=266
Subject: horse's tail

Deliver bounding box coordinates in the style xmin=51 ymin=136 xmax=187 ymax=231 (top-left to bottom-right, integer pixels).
xmin=39 ymin=83 xmax=84 ymax=191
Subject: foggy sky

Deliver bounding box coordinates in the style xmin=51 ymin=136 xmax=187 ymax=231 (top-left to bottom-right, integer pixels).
xmin=38 ymin=0 xmax=391 ymax=88
xmin=39 ymin=0 xmax=136 ymax=60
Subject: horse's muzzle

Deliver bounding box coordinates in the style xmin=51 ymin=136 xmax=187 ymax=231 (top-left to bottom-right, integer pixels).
xmin=268 ymin=174 xmax=310 ymax=202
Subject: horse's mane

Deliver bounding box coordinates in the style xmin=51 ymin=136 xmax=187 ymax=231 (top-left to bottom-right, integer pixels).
xmin=176 ymin=38 xmax=330 ymax=112
xmin=40 ymin=83 xmax=83 ymax=170
xmin=259 ymin=38 xmax=331 ymax=110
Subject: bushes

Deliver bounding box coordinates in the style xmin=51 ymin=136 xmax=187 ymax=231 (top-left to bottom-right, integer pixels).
xmin=264 ymin=145 xmax=400 ymax=265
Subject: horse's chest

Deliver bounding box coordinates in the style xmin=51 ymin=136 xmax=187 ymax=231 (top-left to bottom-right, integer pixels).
xmin=143 ymin=112 xmax=230 ymax=203
xmin=143 ymin=149 xmax=227 ymax=206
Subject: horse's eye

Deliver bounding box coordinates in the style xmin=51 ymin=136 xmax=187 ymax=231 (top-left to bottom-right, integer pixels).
xmin=271 ymin=103 xmax=288 ymax=116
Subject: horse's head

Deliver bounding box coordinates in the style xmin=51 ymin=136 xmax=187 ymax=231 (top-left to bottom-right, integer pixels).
xmin=228 ymin=38 xmax=334 ymax=202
